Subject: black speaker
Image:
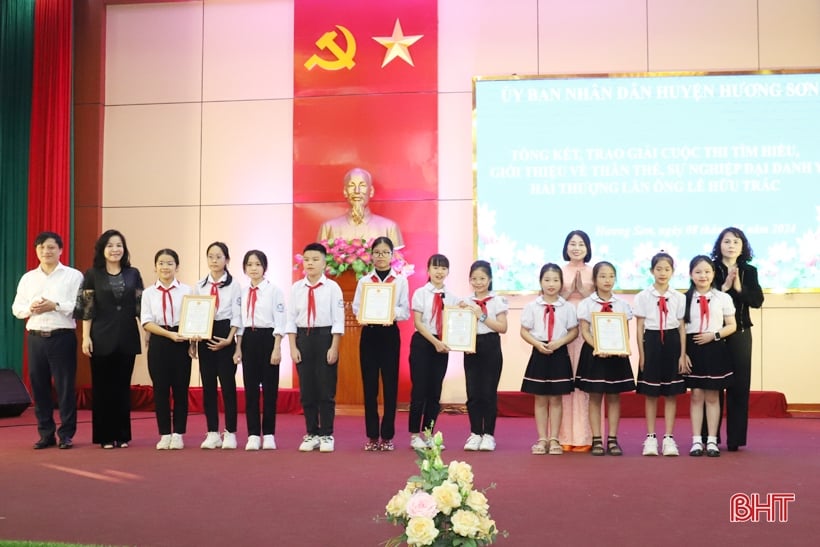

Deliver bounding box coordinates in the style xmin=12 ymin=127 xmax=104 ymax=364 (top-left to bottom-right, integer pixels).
xmin=0 ymin=369 xmax=32 ymax=418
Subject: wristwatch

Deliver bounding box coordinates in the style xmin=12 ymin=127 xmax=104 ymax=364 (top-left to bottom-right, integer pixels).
xmin=714 ymin=332 xmax=721 ymax=341
xmin=478 ymin=313 xmax=488 ymax=323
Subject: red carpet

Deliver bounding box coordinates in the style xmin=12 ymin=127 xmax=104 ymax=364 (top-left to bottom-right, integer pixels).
xmin=1 ymin=409 xmax=818 ymax=546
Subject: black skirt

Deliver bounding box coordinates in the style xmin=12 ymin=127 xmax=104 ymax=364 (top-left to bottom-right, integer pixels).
xmin=521 ymin=345 xmax=573 ymax=396
xmin=684 ymin=334 xmax=734 ymax=390
xmin=575 ymin=343 xmax=635 ymax=394
xmin=636 ymin=330 xmax=687 ymax=397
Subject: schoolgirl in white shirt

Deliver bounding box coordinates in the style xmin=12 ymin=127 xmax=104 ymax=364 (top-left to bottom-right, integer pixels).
xmin=192 ymin=242 xmax=242 ymax=450
xmin=352 ymin=237 xmax=410 ymax=452
xmin=682 ymin=255 xmax=737 ymax=458
xmin=408 ymin=253 xmax=459 ymax=450
xmin=237 ymin=250 xmax=286 ymax=451
xmin=575 ymin=261 xmax=635 ymax=456
xmin=634 ymin=252 xmax=688 ymax=457
xmin=140 ymin=249 xmax=192 ymax=450
xmin=520 ymin=263 xmax=578 ymax=456
xmin=460 ymin=260 xmax=508 ymax=452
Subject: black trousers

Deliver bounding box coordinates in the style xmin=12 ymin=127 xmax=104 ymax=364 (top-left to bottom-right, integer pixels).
xmin=408 ymin=332 xmax=449 ymax=434
xmin=701 ymin=329 xmax=752 ymax=447
xmin=295 ymin=327 xmax=337 ymax=436
xmin=242 ymin=328 xmax=280 ymax=436
xmin=147 ymin=331 xmax=192 ymax=435
xmin=464 ymin=333 xmax=503 ymax=436
xmin=360 ymin=324 xmax=400 ymax=440
xmin=198 ymin=319 xmax=237 ymax=433
xmin=27 ymin=330 xmax=77 ymax=442
xmin=90 ymin=351 xmax=136 ymax=445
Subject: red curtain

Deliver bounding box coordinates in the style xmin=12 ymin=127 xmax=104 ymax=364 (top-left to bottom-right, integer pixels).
xmin=27 ymin=0 xmax=73 ymax=268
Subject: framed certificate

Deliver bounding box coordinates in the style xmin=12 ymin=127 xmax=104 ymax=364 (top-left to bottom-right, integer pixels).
xmin=357 ymin=282 xmax=396 ymax=325
xmin=442 ymin=306 xmax=477 ymax=352
xmin=179 ymin=295 xmax=216 ymax=339
xmin=591 ymin=312 xmax=630 ymax=356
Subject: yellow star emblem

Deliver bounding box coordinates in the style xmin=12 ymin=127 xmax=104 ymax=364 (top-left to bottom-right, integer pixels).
xmin=372 ymin=19 xmax=423 ymax=68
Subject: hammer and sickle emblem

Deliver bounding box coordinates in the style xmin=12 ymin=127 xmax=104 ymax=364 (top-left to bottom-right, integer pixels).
xmin=304 ymin=25 xmax=357 ymax=71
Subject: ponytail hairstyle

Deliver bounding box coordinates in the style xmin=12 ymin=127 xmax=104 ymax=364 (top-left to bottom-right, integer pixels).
xmin=202 ymin=241 xmax=233 ymax=288
xmin=591 ymin=261 xmax=617 ymax=293
xmin=538 ymin=263 xmax=563 ymax=294
xmin=154 ymin=248 xmax=180 ymax=266
xmin=469 ymin=260 xmax=493 ymax=291
xmin=650 ymin=251 xmax=675 ymax=271
xmin=243 ymin=249 xmax=268 ymax=275
xmin=683 ymin=255 xmax=716 ymax=324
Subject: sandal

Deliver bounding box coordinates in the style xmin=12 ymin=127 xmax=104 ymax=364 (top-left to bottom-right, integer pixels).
xmin=706 ymin=441 xmax=720 ymax=458
xmin=364 ymin=439 xmax=380 ymax=451
xmin=606 ymin=436 xmax=623 ymax=456
xmin=379 ymin=439 xmax=395 ymax=451
xmin=689 ymin=441 xmax=704 ymax=457
xmin=548 ymin=438 xmax=563 ymax=455
xmin=531 ymin=438 xmax=548 ymax=455
xmin=591 ymin=436 xmax=605 ymax=456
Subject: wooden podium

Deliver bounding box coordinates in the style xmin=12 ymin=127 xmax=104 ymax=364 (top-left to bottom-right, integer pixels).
xmin=335 ymin=270 xmax=365 ymax=405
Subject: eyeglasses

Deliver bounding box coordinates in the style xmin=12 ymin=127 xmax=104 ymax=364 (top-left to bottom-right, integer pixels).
xmin=372 ymin=251 xmax=392 ymax=257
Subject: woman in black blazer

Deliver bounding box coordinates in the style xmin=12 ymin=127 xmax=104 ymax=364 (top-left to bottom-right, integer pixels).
xmin=77 ymin=229 xmax=144 ymax=448
xmin=707 ymin=227 xmax=764 ymax=451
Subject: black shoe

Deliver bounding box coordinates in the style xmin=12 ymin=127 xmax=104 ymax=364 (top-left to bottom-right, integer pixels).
xmin=727 ymin=445 xmax=739 ymax=452
xmin=58 ymin=438 xmax=73 ymax=449
xmin=33 ymin=437 xmax=57 ymax=449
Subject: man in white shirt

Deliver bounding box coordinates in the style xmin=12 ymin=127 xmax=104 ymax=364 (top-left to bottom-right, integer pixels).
xmin=11 ymin=232 xmax=83 ymax=449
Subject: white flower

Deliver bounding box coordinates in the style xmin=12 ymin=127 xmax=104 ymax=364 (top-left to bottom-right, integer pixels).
xmin=431 ymin=480 xmax=462 ymax=515
xmin=447 ymin=461 xmax=474 ymax=489
xmin=465 ymin=490 xmax=489 ymax=516
xmin=405 ymin=516 xmax=439 ymax=546
xmin=386 ymin=489 xmax=411 ymax=517
xmin=451 ymin=509 xmax=482 ymax=538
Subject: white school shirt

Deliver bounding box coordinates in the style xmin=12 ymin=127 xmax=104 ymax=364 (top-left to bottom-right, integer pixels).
xmin=285 ymin=274 xmax=345 ymax=334
xmin=351 ymin=269 xmax=411 ymax=322
xmin=520 ymin=295 xmax=577 ymax=341
xmin=685 ymin=288 xmax=736 ymax=334
xmin=238 ymin=279 xmax=286 ymax=336
xmin=12 ymin=262 xmax=83 ymax=331
xmin=633 ymin=287 xmax=685 ymax=330
xmin=140 ymin=279 xmax=192 ymax=328
xmin=464 ymin=292 xmax=509 ymax=335
xmin=193 ymin=273 xmax=242 ymax=328
xmin=411 ymin=282 xmax=460 ymax=336
xmin=577 ymin=292 xmax=633 ymax=335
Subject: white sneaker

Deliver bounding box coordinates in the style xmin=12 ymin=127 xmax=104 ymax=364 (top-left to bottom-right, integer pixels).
xmin=463 ymin=434 xmax=482 ymax=451
xmin=662 ymin=436 xmax=679 ymax=456
xmin=299 ymin=435 xmax=320 ymax=452
xmin=479 ymin=434 xmax=497 ymax=452
xmin=410 ymin=435 xmax=428 ymax=450
xmin=319 ymin=435 xmax=335 ymax=453
xmin=221 ymin=431 xmax=237 ymax=450
xmin=245 ymin=435 xmax=261 ymax=451
xmin=262 ymin=434 xmax=277 ymax=450
xmin=200 ymin=431 xmax=222 ymax=449
xmin=642 ymin=436 xmax=659 ymax=456
xmin=156 ymin=434 xmax=172 ymax=450
xmin=169 ymin=433 xmax=184 ymax=450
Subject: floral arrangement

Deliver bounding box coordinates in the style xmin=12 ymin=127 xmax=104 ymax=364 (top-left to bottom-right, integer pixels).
xmin=382 ymin=431 xmax=503 ymax=546
xmin=294 ymin=238 xmax=414 ymax=280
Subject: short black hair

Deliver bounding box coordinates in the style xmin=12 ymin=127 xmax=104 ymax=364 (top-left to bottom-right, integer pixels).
xmin=35 ymin=231 xmax=63 ymax=249
xmin=303 ymin=242 xmax=327 ymax=256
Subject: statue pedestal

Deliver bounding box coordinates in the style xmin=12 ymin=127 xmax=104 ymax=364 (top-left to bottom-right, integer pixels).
xmin=335 ymin=270 xmax=364 ymax=405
